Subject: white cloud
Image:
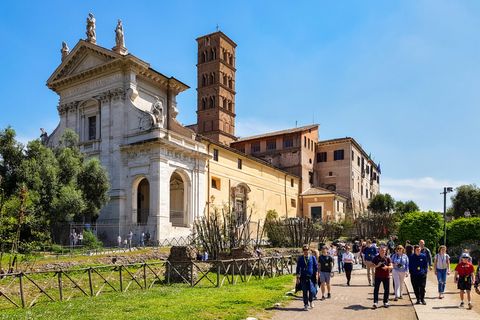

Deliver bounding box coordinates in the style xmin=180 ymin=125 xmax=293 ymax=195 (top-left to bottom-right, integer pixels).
xmin=380 ymin=176 xmax=468 ymax=212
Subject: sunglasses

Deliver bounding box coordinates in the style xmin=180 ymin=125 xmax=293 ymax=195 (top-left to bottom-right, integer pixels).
xmin=303 ymin=249 xmax=309 ymax=251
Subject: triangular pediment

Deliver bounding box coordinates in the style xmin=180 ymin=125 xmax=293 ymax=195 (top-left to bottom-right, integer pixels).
xmin=46 ymin=40 xmax=129 ymax=91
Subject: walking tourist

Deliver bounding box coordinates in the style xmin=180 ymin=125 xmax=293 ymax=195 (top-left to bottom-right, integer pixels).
xmin=296 ymin=244 xmax=318 ymax=311
xmin=360 ymin=241 xmax=367 ymax=268
xmin=141 ymin=230 xmax=145 ymax=247
xmin=78 ymin=232 xmax=83 ymax=246
xmin=336 ymin=243 xmax=345 ymax=274
xmin=391 ymin=245 xmax=409 ymax=300
xmin=71 ymin=229 xmax=77 ymax=248
xmin=474 ymin=261 xmax=480 ymax=295
xmin=433 ymin=245 xmax=450 ymax=299
xmin=419 ymin=240 xmax=433 ymax=271
xmin=342 ymin=246 xmax=355 ymax=285
xmin=363 ymin=240 xmax=378 ymax=286
xmin=454 ymin=252 xmax=475 ymax=309
xmin=405 ymin=243 xmax=413 ymax=257
xmin=409 ymin=245 xmax=428 ymax=305
xmin=318 ymin=245 xmax=334 ymax=300
xmin=117 ymin=233 xmax=122 ymax=249
xmin=127 ymin=229 xmax=133 ymax=250
xmin=328 ymin=244 xmax=336 ymax=258
xmin=387 ymin=236 xmax=395 ymax=255
xmin=372 ymin=246 xmax=392 ymax=308
xmin=202 ymin=249 xmax=208 ymax=261
xmin=352 ymin=241 xmax=360 ymax=264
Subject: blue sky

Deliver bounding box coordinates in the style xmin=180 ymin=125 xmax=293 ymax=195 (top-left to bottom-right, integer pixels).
xmin=1 ymin=1 xmax=478 ymax=212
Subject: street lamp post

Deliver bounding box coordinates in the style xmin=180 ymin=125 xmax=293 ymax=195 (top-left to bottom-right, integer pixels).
xmin=441 ymin=187 xmax=453 ymax=246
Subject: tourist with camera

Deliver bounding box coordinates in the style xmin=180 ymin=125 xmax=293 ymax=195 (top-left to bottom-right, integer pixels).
xmin=371 ymin=246 xmax=392 ymax=308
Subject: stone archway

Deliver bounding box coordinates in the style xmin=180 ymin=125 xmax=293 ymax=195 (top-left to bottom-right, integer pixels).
xmin=231 ymin=182 xmax=251 ymax=226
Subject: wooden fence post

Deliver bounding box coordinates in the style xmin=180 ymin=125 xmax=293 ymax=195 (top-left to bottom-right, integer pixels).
xmin=190 ymin=261 xmax=194 ymax=287
xmin=58 ymin=271 xmax=63 ymax=301
xmin=216 ymin=261 xmax=220 ymax=287
xmin=143 ymin=263 xmax=147 ymax=289
xmin=19 ymin=273 xmax=25 ymax=308
xmin=119 ymin=265 xmax=123 ymax=292
xmin=88 ymin=268 xmax=94 ymax=296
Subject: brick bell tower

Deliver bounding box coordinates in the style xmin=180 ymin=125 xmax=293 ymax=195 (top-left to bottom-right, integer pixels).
xmin=196 ymin=31 xmax=237 ymax=145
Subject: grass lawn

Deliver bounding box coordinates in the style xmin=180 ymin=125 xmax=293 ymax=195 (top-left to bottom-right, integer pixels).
xmin=0 ymin=275 xmax=295 ymax=320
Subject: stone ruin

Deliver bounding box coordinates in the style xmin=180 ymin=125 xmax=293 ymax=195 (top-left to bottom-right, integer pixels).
xmin=166 ymin=245 xmax=198 ymax=283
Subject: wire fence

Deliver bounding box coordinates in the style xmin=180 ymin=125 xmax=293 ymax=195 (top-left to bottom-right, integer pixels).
xmin=0 ymin=255 xmax=295 ymax=309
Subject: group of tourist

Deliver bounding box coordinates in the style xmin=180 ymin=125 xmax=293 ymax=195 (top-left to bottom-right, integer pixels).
xmin=117 ymin=230 xmax=151 ymax=249
xmin=296 ymin=239 xmax=480 ymax=311
xmin=70 ymin=229 xmax=83 ymax=247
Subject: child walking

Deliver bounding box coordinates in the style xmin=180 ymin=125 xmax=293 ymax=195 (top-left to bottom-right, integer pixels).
xmin=454 ymin=252 xmax=475 ymax=309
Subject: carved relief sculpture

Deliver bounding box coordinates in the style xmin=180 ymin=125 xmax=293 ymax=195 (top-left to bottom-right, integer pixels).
xmin=86 ymin=13 xmax=96 ymax=44
xmin=151 ymin=97 xmax=164 ymax=127
xmin=60 ymin=42 xmax=70 ymax=61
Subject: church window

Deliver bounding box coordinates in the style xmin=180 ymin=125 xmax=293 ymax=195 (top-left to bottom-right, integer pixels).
xmin=334 ymin=149 xmax=344 ymax=161
xmin=251 ymin=142 xmax=260 ymax=153
xmin=212 ymin=48 xmax=216 ymax=60
xmin=223 ymin=51 xmax=227 ymax=61
xmin=283 ymin=136 xmax=293 ymax=148
xmin=213 ymin=149 xmax=218 ymax=161
xmin=304 ymin=137 xmax=306 ymax=147
xmin=223 ymin=99 xmax=227 ymax=109
xmin=223 ymin=75 xmax=227 ymax=85
xmin=291 ymin=179 xmax=294 ymax=187
xmin=228 ymin=102 xmax=233 ymax=112
xmin=202 ymin=99 xmax=207 ymax=110
xmin=228 ymin=56 xmax=233 ymax=65
xmin=266 ymin=139 xmax=276 ymax=150
xmin=228 ymin=79 xmax=233 ymax=89
xmin=88 ymin=116 xmax=96 ymax=140
xmin=211 ymin=73 xmax=215 ymax=84
xmin=238 ymin=158 xmax=242 ymax=169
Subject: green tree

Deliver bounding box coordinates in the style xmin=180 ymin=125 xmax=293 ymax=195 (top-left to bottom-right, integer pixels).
xmin=0 ymin=127 xmax=110 ymax=251
xmin=398 ymin=211 xmax=443 ymax=252
xmin=368 ymin=194 xmax=395 ymax=214
xmin=394 ymin=200 xmax=420 ymax=218
xmin=450 ymin=184 xmax=480 ymax=219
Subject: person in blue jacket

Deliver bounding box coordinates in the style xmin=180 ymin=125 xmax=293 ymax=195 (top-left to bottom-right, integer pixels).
xmin=409 ymin=245 xmax=429 ymax=305
xmin=296 ymin=244 xmax=318 ymax=311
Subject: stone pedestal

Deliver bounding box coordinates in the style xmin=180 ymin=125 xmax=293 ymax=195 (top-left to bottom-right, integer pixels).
xmin=112 ymin=45 xmax=127 ymax=55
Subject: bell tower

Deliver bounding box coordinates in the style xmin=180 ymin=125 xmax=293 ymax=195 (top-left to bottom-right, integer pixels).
xmin=196 ymin=31 xmax=237 ymax=145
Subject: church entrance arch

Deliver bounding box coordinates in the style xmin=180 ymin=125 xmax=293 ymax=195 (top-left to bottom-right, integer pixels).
xmin=169 ymin=171 xmax=188 ymax=227
xmin=134 ymin=178 xmax=150 ymax=224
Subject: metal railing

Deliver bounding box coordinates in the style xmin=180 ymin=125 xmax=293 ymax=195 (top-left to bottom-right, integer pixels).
xmin=0 ymin=255 xmax=295 ymax=309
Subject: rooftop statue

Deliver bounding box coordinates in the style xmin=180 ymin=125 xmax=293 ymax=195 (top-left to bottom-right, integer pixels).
xmin=115 ymin=19 xmax=125 ymax=47
xmin=86 ymin=13 xmax=96 ymax=44
xmin=61 ymin=42 xmax=70 ymax=61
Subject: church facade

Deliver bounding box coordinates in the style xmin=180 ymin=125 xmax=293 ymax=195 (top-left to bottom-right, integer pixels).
xmin=46 ymin=36 xmax=208 ymax=243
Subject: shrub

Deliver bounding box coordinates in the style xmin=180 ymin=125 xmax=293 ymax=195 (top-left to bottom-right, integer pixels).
xmin=82 ymin=230 xmax=103 ymax=249
xmin=398 ymin=211 xmax=443 ymax=253
xmin=446 ymin=217 xmax=480 ymax=247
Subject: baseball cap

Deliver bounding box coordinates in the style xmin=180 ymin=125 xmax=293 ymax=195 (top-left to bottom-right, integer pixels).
xmin=321 ymin=245 xmax=328 ymax=250
xmin=461 ymin=253 xmax=471 ymax=258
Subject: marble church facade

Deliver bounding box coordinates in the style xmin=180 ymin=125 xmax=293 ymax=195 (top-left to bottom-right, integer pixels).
xmin=46 ymin=38 xmax=208 ymax=243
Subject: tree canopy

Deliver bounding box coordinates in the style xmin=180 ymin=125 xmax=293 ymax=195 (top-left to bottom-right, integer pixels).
xmin=0 ymin=127 xmax=110 ymax=251
xmin=450 ymin=184 xmax=480 ymax=219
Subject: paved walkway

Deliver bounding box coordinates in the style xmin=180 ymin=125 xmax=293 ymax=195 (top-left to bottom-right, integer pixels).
xmin=270 ymin=263 xmax=480 ymax=320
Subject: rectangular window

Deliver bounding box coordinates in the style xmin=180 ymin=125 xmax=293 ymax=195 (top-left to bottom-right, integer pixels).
xmin=283 ymin=136 xmax=293 ymax=148
xmin=213 ymin=149 xmax=218 ymax=161
xmin=366 ymin=189 xmax=369 ymax=198
xmin=352 ymin=151 xmax=354 ymax=161
xmin=357 ymin=156 xmax=360 ymax=166
xmin=333 ymin=149 xmax=344 ymax=161
xmin=304 ymin=137 xmax=307 ymax=147
xmin=266 ymin=139 xmax=276 ymax=150
xmin=291 ymin=199 xmax=296 ymax=208
xmin=317 ymin=152 xmax=327 ymax=162
xmin=308 ymin=138 xmax=310 ymax=149
xmin=238 ymin=158 xmax=242 ymax=169
xmin=291 ymin=179 xmax=294 ymax=187
xmin=211 ymin=177 xmax=221 ymax=190
xmin=88 ymin=116 xmax=96 ymax=140
xmin=251 ymin=142 xmax=260 ymax=153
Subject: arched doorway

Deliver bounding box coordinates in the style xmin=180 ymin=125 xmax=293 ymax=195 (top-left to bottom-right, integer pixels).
xmin=170 ymin=172 xmax=186 ymax=227
xmin=137 ymin=178 xmax=150 ymax=224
